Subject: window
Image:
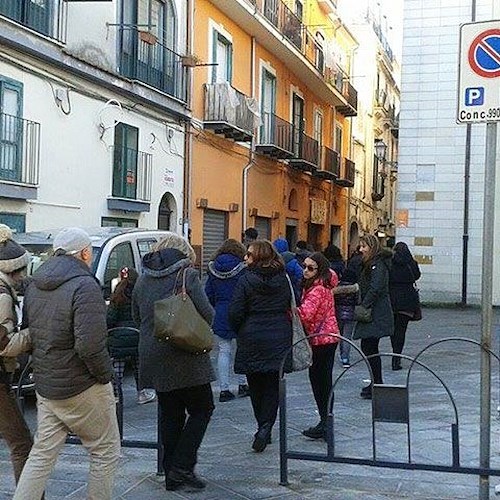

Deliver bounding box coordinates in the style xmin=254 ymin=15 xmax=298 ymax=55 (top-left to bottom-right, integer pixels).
xmin=119 ymin=0 xmax=178 ymax=96
xmin=314 ymin=110 xmax=323 ymax=165
xmin=260 ymin=69 xmax=276 ymax=143
xmin=335 ymin=125 xmax=343 ymax=154
xmin=113 ymin=123 xmax=139 ymax=199
xmin=0 ymin=0 xmax=55 ymax=38
xmin=103 ymin=242 xmax=135 ymax=298
xmin=0 ymin=76 xmax=23 ymax=182
xmin=137 ymin=239 xmax=156 ymax=258
xmin=101 ymin=217 xmax=138 ymax=228
xmin=212 ymin=31 xmax=232 ymax=83
xmin=0 ymin=213 xmax=25 ymax=233
xmin=292 ymin=93 xmax=304 ymax=157
xmin=315 ymin=32 xmax=325 ymax=74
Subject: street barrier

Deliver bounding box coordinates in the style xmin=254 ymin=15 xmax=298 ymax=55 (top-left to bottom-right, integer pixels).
xmin=278 ymin=335 xmax=500 ymax=488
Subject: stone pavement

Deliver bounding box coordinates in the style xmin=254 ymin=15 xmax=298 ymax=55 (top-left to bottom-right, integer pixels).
xmin=2 ymin=307 xmax=500 ymax=499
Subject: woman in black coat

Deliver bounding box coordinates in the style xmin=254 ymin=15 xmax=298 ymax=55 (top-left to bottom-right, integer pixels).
xmin=353 ymin=234 xmax=394 ymax=399
xmin=229 ymin=240 xmax=292 ymax=453
xmin=132 ymin=233 xmax=215 ymax=492
xmin=389 ymin=242 xmax=421 ymax=371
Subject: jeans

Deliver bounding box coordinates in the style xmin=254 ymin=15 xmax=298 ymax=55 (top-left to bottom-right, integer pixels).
xmin=157 ymin=384 xmax=214 ymax=475
xmin=14 ymin=383 xmax=121 ymax=500
xmin=361 ymin=337 xmax=383 ymax=384
xmin=308 ymin=343 xmax=337 ymax=421
xmin=0 ymin=379 xmax=33 ymax=483
xmin=217 ymin=338 xmax=246 ymax=391
xmin=338 ymin=320 xmax=356 ymax=362
xmin=246 ymin=372 xmax=279 ymax=429
xmin=391 ymin=314 xmax=411 ymax=356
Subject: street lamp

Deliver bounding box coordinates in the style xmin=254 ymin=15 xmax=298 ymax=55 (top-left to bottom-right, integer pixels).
xmin=374 ymin=138 xmax=387 ymax=161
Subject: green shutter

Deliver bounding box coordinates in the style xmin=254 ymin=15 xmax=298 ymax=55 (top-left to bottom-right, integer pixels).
xmin=113 ymin=123 xmax=139 ymax=199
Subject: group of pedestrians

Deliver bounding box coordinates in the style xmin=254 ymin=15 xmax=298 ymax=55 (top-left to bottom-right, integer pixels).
xmin=0 ymin=221 xmax=422 ymax=498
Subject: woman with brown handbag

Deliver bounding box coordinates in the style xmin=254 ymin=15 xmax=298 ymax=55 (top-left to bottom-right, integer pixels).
xmin=132 ymin=233 xmax=215 ymax=492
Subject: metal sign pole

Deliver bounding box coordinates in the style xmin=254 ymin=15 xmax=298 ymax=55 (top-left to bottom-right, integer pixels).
xmin=479 ymin=121 xmax=497 ymax=499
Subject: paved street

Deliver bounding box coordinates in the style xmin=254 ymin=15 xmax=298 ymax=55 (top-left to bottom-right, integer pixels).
xmin=2 ymin=307 xmax=500 ymax=499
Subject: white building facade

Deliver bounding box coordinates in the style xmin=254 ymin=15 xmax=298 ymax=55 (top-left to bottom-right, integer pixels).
xmin=398 ymin=0 xmax=500 ymax=304
xmin=0 ymin=0 xmax=189 ymax=234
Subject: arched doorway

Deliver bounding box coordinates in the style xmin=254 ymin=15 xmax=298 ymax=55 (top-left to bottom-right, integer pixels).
xmin=158 ymin=192 xmax=177 ymax=231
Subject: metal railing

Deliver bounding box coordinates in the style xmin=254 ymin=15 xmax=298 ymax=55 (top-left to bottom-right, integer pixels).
xmin=292 ymin=130 xmax=319 ymax=166
xmin=203 ymin=83 xmax=255 ymax=136
xmin=343 ymin=81 xmax=358 ymax=112
xmin=259 ymin=112 xmax=293 ymax=153
xmin=111 ymin=146 xmax=152 ymax=202
xmin=0 ymin=113 xmax=40 ymax=185
xmin=323 ymin=146 xmax=340 ymax=177
xmin=0 ymin=0 xmax=67 ymax=42
xmin=344 ymin=158 xmax=356 ymax=184
xmin=119 ymin=28 xmax=188 ymax=103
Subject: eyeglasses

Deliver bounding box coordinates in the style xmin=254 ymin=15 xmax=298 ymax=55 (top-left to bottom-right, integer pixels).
xmin=305 ymin=265 xmax=318 ymax=272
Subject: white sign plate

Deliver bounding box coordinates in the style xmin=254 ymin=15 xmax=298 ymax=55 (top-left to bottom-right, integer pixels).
xmin=457 ymin=20 xmax=500 ymax=124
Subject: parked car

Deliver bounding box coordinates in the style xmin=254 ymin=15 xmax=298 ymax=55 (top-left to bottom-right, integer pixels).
xmin=14 ymin=227 xmax=173 ymax=299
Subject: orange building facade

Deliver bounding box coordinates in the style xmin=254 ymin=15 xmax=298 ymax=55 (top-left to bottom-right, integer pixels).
xmin=190 ymin=0 xmax=358 ymax=268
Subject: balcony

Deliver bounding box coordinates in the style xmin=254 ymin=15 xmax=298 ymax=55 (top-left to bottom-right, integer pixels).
xmin=0 ymin=113 xmax=40 ymax=200
xmin=288 ymin=131 xmax=319 ymax=172
xmin=255 ymin=112 xmax=294 ymax=159
xmin=203 ymin=83 xmax=254 ymax=142
xmin=119 ymin=28 xmax=187 ymax=103
xmin=314 ymin=146 xmax=340 ymax=180
xmin=107 ymin=146 xmax=152 ymax=213
xmin=0 ymin=0 xmax=67 ymax=42
xmin=213 ymin=0 xmax=355 ymax=111
xmin=337 ymin=81 xmax=358 ymax=117
xmin=335 ymin=158 xmax=355 ymax=188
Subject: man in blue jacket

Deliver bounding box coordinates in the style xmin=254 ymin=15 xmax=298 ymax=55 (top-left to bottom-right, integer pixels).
xmin=273 ymin=238 xmax=303 ymax=298
xmin=14 ymin=228 xmax=120 ymax=500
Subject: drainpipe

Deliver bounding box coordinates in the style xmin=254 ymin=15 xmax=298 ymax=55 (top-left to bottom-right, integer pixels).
xmin=242 ymin=36 xmax=256 ymax=232
xmin=460 ymin=0 xmax=476 ymax=305
xmin=183 ymin=0 xmax=194 ymax=240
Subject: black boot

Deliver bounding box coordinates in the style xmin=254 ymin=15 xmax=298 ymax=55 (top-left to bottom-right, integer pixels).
xmin=165 ymin=467 xmax=206 ymax=491
xmin=392 ymin=357 xmax=402 ymax=371
xmin=252 ymin=423 xmax=272 ymax=452
xmin=302 ymin=421 xmax=326 ymax=439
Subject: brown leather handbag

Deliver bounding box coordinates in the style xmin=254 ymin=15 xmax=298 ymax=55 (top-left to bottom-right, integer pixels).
xmin=154 ymin=268 xmax=213 ymax=355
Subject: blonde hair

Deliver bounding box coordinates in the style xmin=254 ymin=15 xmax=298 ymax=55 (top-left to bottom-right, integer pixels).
xmin=359 ymin=234 xmax=380 ymax=262
xmin=152 ymin=232 xmax=196 ymax=264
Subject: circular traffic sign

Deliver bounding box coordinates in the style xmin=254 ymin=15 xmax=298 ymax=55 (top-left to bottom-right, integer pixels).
xmin=468 ymin=29 xmax=500 ymax=78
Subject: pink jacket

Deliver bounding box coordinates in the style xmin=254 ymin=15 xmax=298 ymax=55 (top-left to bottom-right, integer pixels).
xmin=298 ymin=270 xmax=339 ymax=346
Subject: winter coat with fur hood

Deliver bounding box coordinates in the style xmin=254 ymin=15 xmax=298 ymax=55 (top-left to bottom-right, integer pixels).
xmin=298 ymin=270 xmax=339 ymax=347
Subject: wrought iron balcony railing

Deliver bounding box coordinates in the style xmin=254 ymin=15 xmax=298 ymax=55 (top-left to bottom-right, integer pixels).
xmin=112 ymin=146 xmax=152 ymax=202
xmin=203 ymin=83 xmax=254 ymax=141
xmin=0 ymin=0 xmax=67 ymax=42
xmin=0 ymin=113 xmax=40 ymax=185
xmin=323 ymin=146 xmax=340 ymax=176
xmin=289 ymin=130 xmax=319 ymax=171
xmin=334 ymin=157 xmax=355 ymax=188
xmin=119 ymin=28 xmax=188 ymax=103
xmin=256 ymin=112 xmax=294 ymax=159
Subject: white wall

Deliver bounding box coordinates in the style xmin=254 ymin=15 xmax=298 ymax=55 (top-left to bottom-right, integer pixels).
xmin=0 ymin=60 xmax=184 ymax=233
xmin=398 ymin=0 xmax=500 ymax=304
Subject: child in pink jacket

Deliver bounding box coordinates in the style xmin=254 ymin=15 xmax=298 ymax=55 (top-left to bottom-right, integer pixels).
xmin=298 ymin=252 xmax=339 ymax=440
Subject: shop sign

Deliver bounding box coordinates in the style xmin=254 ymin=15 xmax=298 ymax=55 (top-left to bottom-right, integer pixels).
xmin=310 ymin=199 xmax=327 ymax=224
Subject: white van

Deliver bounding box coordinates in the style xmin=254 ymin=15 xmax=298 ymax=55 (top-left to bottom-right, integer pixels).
xmin=14 ymin=227 xmax=172 ymax=299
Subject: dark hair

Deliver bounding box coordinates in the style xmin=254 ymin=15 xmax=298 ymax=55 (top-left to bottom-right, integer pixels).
xmin=110 ymin=267 xmax=138 ymax=305
xmin=244 ymin=227 xmax=258 ymax=240
xmin=359 ymin=234 xmax=380 ymax=263
xmin=247 ymin=240 xmax=284 ymax=270
xmin=393 ymin=241 xmax=413 ymax=259
xmin=323 ymin=244 xmax=343 ymax=262
xmin=303 ymin=252 xmax=332 ymax=289
xmin=214 ymin=238 xmax=246 ymax=260
xmin=296 ymin=240 xmax=308 ymax=250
